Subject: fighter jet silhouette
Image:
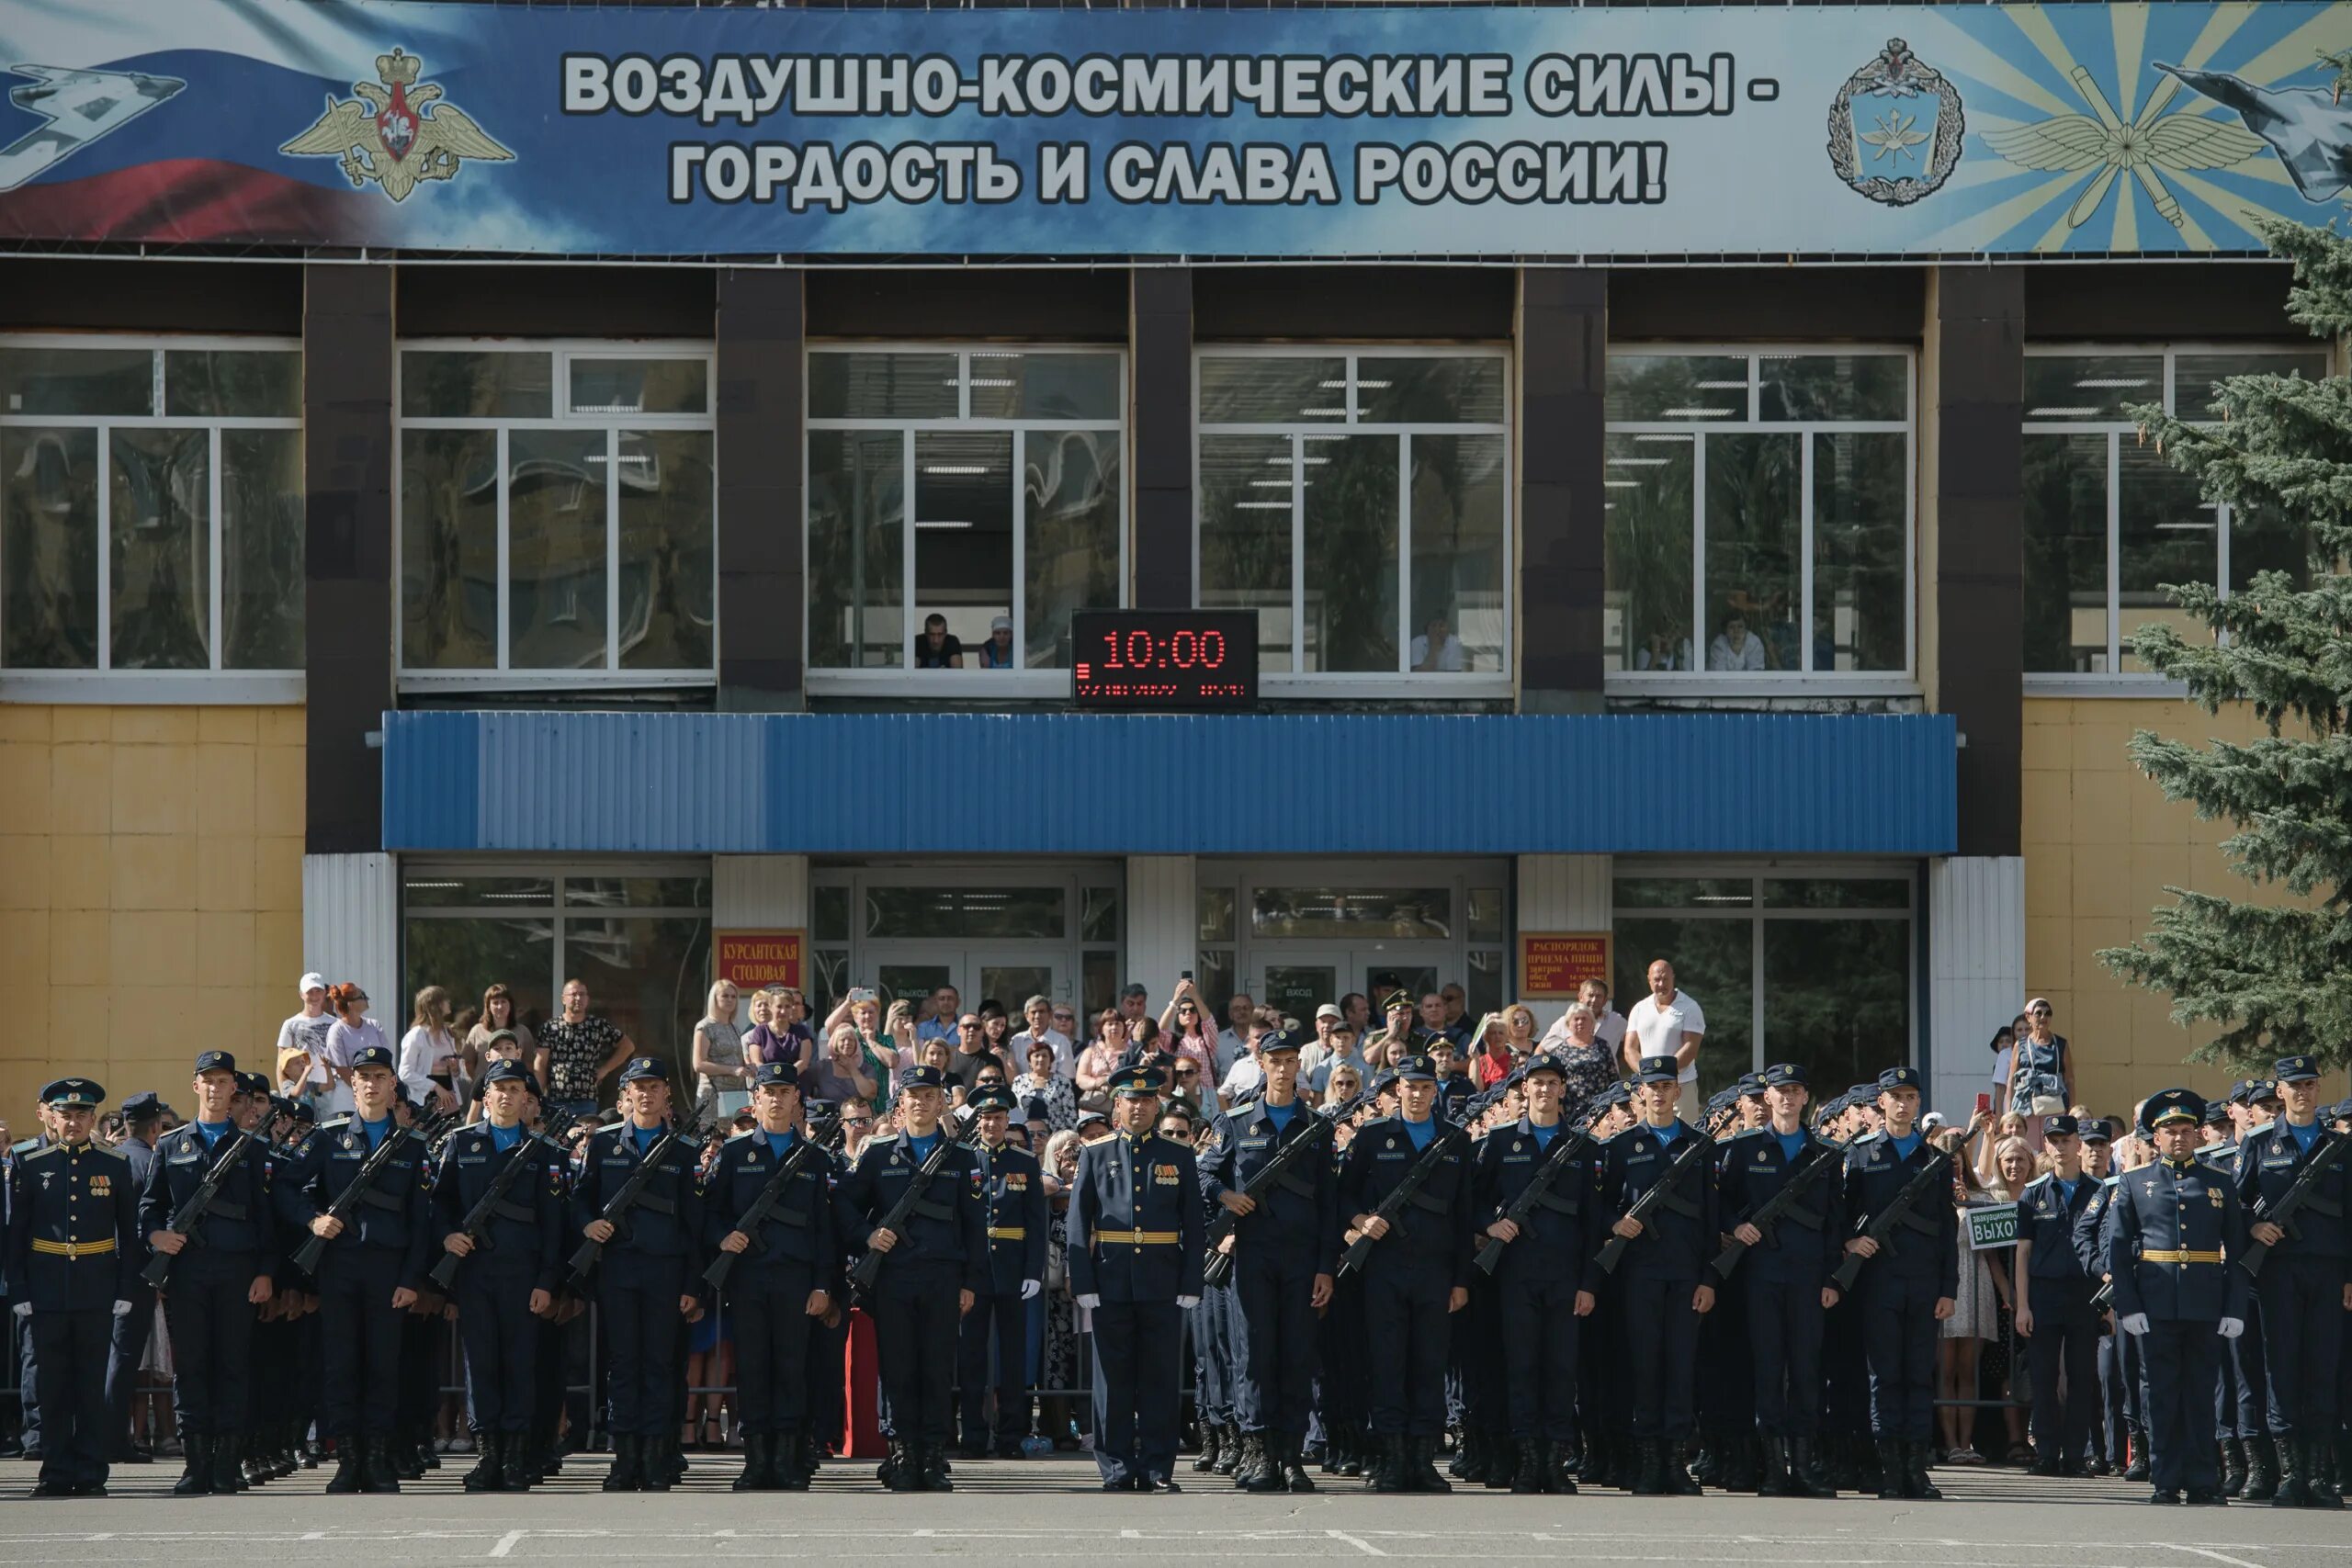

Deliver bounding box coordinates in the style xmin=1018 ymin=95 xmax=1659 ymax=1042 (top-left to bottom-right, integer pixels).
xmin=0 ymin=64 xmax=187 ymax=193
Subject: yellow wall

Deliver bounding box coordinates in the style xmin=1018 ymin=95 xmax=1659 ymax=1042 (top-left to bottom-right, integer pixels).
xmin=0 ymin=705 xmax=304 ymax=1124
xmin=2021 ymin=694 xmax=2294 ymax=1119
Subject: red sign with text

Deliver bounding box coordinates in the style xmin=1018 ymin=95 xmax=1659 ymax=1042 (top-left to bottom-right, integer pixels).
xmin=716 ymin=930 xmax=806 ymax=990
xmin=1521 ymin=933 xmax=1611 ymax=998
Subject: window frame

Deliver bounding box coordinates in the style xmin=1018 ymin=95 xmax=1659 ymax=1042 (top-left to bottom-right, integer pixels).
xmin=1601 ymin=344 xmax=1917 ymax=699
xmin=2020 ymin=341 xmax=2324 ymax=696
xmin=393 ymin=337 xmax=719 ymax=694
xmin=1193 ymin=343 xmax=1514 ymax=699
xmin=802 ymin=342 xmax=1129 ymax=700
xmin=0 ymin=332 xmax=304 ymax=704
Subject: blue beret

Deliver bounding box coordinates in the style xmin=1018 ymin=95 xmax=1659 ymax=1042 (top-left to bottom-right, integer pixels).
xmin=1736 ymin=1073 xmax=1766 ymax=1098
xmin=234 ymin=1070 xmax=268 ymax=1097
xmin=2079 ymin=1118 xmax=2113 ymax=1144
xmin=1258 ymin=1029 xmax=1305 ymax=1055
xmin=2042 ymin=1113 xmax=2080 ymax=1137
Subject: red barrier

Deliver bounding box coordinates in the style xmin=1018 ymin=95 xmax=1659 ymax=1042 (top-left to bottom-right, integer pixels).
xmin=839 ymin=1306 xmax=883 ymax=1458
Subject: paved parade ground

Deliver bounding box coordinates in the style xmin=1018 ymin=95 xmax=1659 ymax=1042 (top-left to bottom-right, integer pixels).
xmin=1 ymin=1458 xmax=2347 ymax=1567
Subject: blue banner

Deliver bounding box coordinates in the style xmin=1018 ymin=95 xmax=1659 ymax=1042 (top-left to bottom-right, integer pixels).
xmin=1 ymin=0 xmax=2345 ymax=257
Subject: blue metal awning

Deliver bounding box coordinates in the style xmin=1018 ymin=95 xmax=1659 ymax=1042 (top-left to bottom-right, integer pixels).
xmin=382 ymin=709 xmax=1957 ymax=856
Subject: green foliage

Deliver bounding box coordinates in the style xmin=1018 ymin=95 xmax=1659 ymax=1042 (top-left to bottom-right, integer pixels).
xmin=2095 ymin=218 xmax=2352 ymax=1068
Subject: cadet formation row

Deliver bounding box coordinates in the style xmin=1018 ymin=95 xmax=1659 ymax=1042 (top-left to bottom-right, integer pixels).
xmin=10 ymin=1029 xmax=2349 ymax=1508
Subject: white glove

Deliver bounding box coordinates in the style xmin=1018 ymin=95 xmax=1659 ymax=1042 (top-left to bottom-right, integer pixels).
xmin=1076 ymin=1293 xmax=1101 ymax=1311
xmin=1021 ymin=1279 xmax=1040 ymax=1301
xmin=10 ymin=1302 xmax=28 ymax=1320
xmin=112 ymin=1300 xmax=133 ymax=1318
xmin=2120 ymin=1312 xmax=2150 ymax=1337
xmin=2218 ymin=1316 xmax=2245 ymax=1340
xmin=1176 ymin=1295 xmax=1200 ymax=1310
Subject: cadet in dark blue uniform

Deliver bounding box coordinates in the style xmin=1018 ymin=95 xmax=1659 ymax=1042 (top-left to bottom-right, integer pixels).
xmin=107 ymin=1090 xmax=164 ymax=1469
xmin=1598 ymin=1054 xmax=1719 ymax=1496
xmin=1713 ymin=1062 xmax=1843 ymax=1497
xmin=2012 ymin=1112 xmax=2100 ymax=1476
xmin=1205 ymin=1028 xmax=1339 ymax=1493
xmin=275 ymin=1043 xmax=433 ymax=1494
xmin=2111 ymin=1088 xmax=2251 ymax=1505
xmin=1839 ymin=1065 xmax=1958 ymax=1501
xmin=2073 ymin=1121 xmax=2129 ymax=1476
xmin=705 ymin=1061 xmax=837 ymax=1492
xmin=9 ymin=1079 xmax=137 ymax=1497
xmin=434 ymin=1059 xmax=566 ymax=1492
xmin=1339 ymin=1052 xmax=1474 ymax=1494
xmin=140 ymin=1049 xmax=276 ymax=1497
xmin=1470 ymin=1052 xmax=1600 ymax=1495
xmin=841 ymin=1063 xmax=987 ymax=1492
xmin=569 ymin=1056 xmax=704 ymax=1493
xmin=1071 ymin=1062 xmax=1207 ymax=1493
xmin=2236 ymin=1055 xmax=2351 ymax=1507
xmin=958 ymin=1083 xmax=1048 ymax=1461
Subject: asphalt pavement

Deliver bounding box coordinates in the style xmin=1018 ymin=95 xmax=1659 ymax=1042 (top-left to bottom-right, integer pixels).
xmin=0 ymin=1454 xmax=2346 ymax=1564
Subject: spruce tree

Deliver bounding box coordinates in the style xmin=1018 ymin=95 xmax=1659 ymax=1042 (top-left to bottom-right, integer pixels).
xmin=2094 ymin=216 xmax=2352 ymax=1069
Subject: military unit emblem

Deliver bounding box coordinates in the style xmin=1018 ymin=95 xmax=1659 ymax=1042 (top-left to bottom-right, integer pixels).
xmin=280 ymin=49 xmax=512 ymax=201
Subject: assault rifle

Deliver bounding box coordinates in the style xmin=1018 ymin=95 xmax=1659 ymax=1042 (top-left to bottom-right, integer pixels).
xmin=1337 ymin=1122 xmax=1460 ymax=1279
xmin=1828 ymin=1143 xmax=1952 ymax=1294
xmin=425 ymin=1110 xmax=577 ymax=1291
xmin=1202 ymin=1090 xmax=1364 ymax=1289
xmin=703 ymin=1110 xmax=840 ymax=1290
xmin=1595 ymin=1126 xmax=1713 ymax=1275
xmin=290 ymin=1113 xmax=457 ymax=1275
xmin=140 ymin=1129 xmax=258 ymax=1288
xmin=1711 ymin=1137 xmax=1844 ymax=1280
xmin=564 ymin=1123 xmax=695 ymax=1292
xmin=847 ymin=1134 xmax=957 ymax=1293
xmin=2239 ymin=1129 xmax=2348 ymax=1279
xmin=1473 ymin=1124 xmax=1592 ymax=1276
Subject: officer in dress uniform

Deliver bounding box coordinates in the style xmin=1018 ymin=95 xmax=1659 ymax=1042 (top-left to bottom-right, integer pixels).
xmin=705 ymin=1060 xmax=837 ymax=1492
xmin=2016 ymin=1112 xmax=2101 ymax=1476
xmin=841 ymin=1063 xmax=986 ymax=1493
xmin=139 ymin=1049 xmax=276 ymax=1497
xmin=1339 ymin=1052 xmax=1474 ymax=1495
xmin=2235 ymin=1055 xmax=2351 ymax=1507
xmin=1713 ymin=1062 xmax=1843 ymax=1497
xmin=957 ymin=1083 xmax=1047 ymax=1461
xmin=1204 ymin=1027 xmax=1339 ymax=1494
xmin=434 ymin=1059 xmax=566 ymax=1493
xmin=1071 ymin=1061 xmax=1206 ymax=1493
xmin=1840 ymin=1065 xmax=1958 ymax=1501
xmin=1471 ymin=1051 xmax=1600 ymax=1495
xmin=569 ymin=1057 xmax=703 ymax=1494
xmin=9 ymin=1079 xmax=137 ymax=1497
xmin=2110 ymin=1088 xmax=2251 ymax=1505
xmin=275 ymin=1043 xmax=433 ymax=1495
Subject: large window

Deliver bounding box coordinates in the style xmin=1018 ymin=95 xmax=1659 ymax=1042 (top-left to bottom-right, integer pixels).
xmin=1604 ymin=350 xmax=1913 ymax=686
xmin=1197 ymin=349 xmax=1510 ymax=688
xmin=2023 ymin=346 xmax=2326 ymax=682
xmin=806 ymin=348 xmax=1124 ymax=682
xmin=0 ymin=337 xmax=302 ymax=687
xmin=1611 ymin=870 xmax=1914 ymax=1099
xmin=397 ymin=344 xmax=716 ymax=688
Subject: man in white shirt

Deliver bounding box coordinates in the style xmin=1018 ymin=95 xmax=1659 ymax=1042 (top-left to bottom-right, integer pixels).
xmin=1009 ymin=993 xmax=1074 ymax=1079
xmin=275 ymin=971 xmax=338 ymax=1106
xmin=1409 ymin=615 xmax=1466 ymax=672
xmin=1622 ymin=959 xmax=1704 ymax=1085
xmin=1541 ymin=976 xmax=1627 ymax=1055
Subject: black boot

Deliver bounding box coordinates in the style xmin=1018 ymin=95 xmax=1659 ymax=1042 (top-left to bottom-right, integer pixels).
xmin=1903 ymin=1439 xmax=1942 ymax=1501
xmin=2275 ymin=1436 xmax=2312 ymax=1507
xmin=2245 ymin=1434 xmax=2280 ymax=1500
xmin=775 ymin=1428 xmax=810 ymax=1492
xmin=734 ymin=1433 xmax=769 ymax=1493
xmin=1546 ymin=1439 xmax=1579 ymax=1495
xmin=1874 ymin=1438 xmax=1904 ymax=1499
xmin=1633 ymin=1438 xmax=1666 ymax=1496
xmin=1235 ymin=1432 xmax=1281 ymax=1492
xmin=1480 ymin=1427 xmax=1514 ymax=1490
xmin=212 ymin=1433 xmax=247 ymax=1494
xmin=2307 ymin=1440 xmax=2345 ymax=1508
xmin=2222 ymin=1437 xmax=2247 ymax=1496
xmin=502 ymin=1431 xmax=536 ymax=1491
xmin=639 ymin=1433 xmax=673 ymax=1493
xmin=922 ymin=1442 xmax=955 ymax=1492
xmin=1784 ymin=1436 xmax=1834 ymax=1497
xmin=1282 ymin=1432 xmax=1317 ymax=1493
xmin=1411 ymin=1436 xmax=1453 ymax=1493
xmin=880 ymin=1438 xmax=916 ymax=1492
xmin=603 ymin=1433 xmax=643 ymax=1493
xmin=2124 ymin=1432 xmax=2151 ymax=1483
xmin=175 ymin=1435 xmax=214 ymax=1497
xmin=1757 ymin=1434 xmax=1791 ymax=1497
xmin=1215 ymin=1422 xmax=1244 ymax=1475
xmin=1452 ymin=1427 xmax=1482 ymax=1482
xmin=359 ymin=1437 xmax=402 ymax=1495
xmin=1510 ymin=1438 xmax=1547 ymax=1495
xmin=1663 ymin=1441 xmax=1702 ymax=1496
xmin=1719 ymin=1434 xmax=1759 ymax=1494
xmin=1193 ymin=1421 xmax=1223 ymax=1473
xmin=1338 ymin=1425 xmax=1365 ymax=1478
xmin=1367 ymin=1434 xmax=1410 ymax=1494
xmin=465 ymin=1431 xmax=506 ymax=1492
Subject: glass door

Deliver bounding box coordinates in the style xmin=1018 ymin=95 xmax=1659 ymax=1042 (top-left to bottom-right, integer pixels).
xmin=970 ymin=949 xmax=1067 ymax=1015
xmin=1252 ymin=946 xmax=1442 ymax=1026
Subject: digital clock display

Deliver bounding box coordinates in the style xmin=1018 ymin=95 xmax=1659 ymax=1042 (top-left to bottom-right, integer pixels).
xmin=1070 ymin=610 xmax=1259 ymax=710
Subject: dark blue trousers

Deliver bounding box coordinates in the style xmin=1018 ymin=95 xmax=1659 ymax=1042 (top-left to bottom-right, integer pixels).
xmin=1747 ymin=1275 xmax=1825 ymax=1437
xmin=1620 ymin=1274 xmax=1702 ymax=1439
xmin=957 ymin=1288 xmax=1028 ymax=1446
xmin=1362 ymin=1265 xmax=1451 ymax=1438
xmin=32 ymin=1310 xmax=110 ymax=1490
xmin=1091 ymin=1299 xmax=1182 ymax=1483
xmin=164 ymin=1250 xmax=256 ymax=1438
xmin=2026 ymin=1277 xmax=2098 ymax=1462
xmin=105 ymin=1287 xmax=153 ymax=1455
xmin=731 ymin=1262 xmax=816 ymax=1437
xmin=1859 ymin=1268 xmax=1938 ymax=1440
xmin=1498 ymin=1269 xmax=1581 ymax=1441
xmin=870 ymin=1258 xmax=960 ymax=1447
xmin=1235 ymin=1247 xmax=1318 ymax=1437
xmin=455 ymin=1261 xmax=540 ymax=1433
xmin=2256 ymin=1258 xmax=2344 ymax=1437
xmin=2140 ymin=1320 xmax=2221 ymax=1495
xmin=317 ymin=1247 xmax=405 ymax=1438
xmin=595 ymin=1254 xmax=687 ymax=1438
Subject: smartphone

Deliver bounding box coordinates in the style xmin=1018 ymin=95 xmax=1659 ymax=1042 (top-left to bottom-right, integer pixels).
xmin=1181 ymin=969 xmax=1193 ymax=982
xmin=1974 ymin=1092 xmax=1992 ymax=1117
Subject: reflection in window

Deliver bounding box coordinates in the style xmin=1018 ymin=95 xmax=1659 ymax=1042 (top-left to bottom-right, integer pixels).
xmin=1199 ymin=434 xmax=1295 ymax=678
xmin=1303 ymin=434 xmax=1397 ymax=672
xmin=2 ymin=427 xmax=100 ymax=669
xmin=1250 ymin=886 xmax=1452 ymax=940
xmin=1023 ymin=429 xmax=1119 ymax=669
xmin=401 ymin=428 xmax=500 ymax=670
xmin=808 ymin=429 xmax=904 ymax=669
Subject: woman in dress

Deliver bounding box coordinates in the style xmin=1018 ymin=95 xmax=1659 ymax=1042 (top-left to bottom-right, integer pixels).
xmin=690 ymin=978 xmax=750 ymax=1130
xmin=1549 ymin=1001 xmax=1621 ymax=1124
xmin=2007 ymin=999 xmax=2074 ymax=1116
xmin=1039 ymin=1128 xmax=1086 ymax=1449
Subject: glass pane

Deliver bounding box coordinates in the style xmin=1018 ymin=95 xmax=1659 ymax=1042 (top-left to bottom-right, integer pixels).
xmin=569 ymin=357 xmax=708 ymax=416
xmin=1250 ymin=886 xmax=1451 ymax=939
xmin=1197 ymin=886 xmax=1235 ymax=943
xmin=1615 ymin=877 xmax=1752 ymax=908
xmin=967 ymin=350 xmax=1120 ymax=422
xmin=2021 ymin=432 xmax=2109 ymax=673
xmin=811 ymin=885 xmax=851 ymax=942
xmin=914 ymin=430 xmax=1013 ymax=666
xmin=1303 ymin=433 xmax=1398 ymax=672
xmin=1758 ymin=355 xmax=1907 ymax=422
xmin=1081 ymin=886 xmax=1119 ymax=943
xmin=979 ymin=965 xmax=1055 ymax=1020
xmin=1703 ymin=432 xmax=1801 ymax=673
xmin=400 ymin=428 xmax=498 ymax=669
xmin=0 ymin=346 xmax=151 ymax=416
xmin=1 ymin=427 xmax=100 ymax=668
xmin=508 ymin=429 xmax=608 ymax=671
xmin=1359 ymin=356 xmax=1506 ymax=423
xmin=808 ymin=352 xmax=956 ymax=420
xmin=809 ymin=948 xmax=850 ymax=1019
xmin=1023 ymin=428 xmax=1119 ymax=668
xmin=109 ymin=427 xmax=209 ymax=670
xmin=1082 ymin=949 xmax=1119 ymax=1021
xmin=1762 ymin=918 xmax=1909 ymax=1097
xmin=1613 ymin=916 xmax=1751 ymax=1097
xmin=1466 ymin=886 xmax=1506 ymax=942
xmin=1263 ymin=965 xmax=1339 ymax=1030
xmin=402 ymin=916 xmax=555 ymax=1043
xmin=401 ymin=350 xmax=553 ymax=419
xmin=1363 ymin=963 xmax=1437 ymax=1016
xmin=1605 ymin=354 xmax=1747 ymax=422
xmin=1603 ymin=432 xmax=1695 ymax=672
xmin=865 ymin=886 xmax=1066 ymax=940
xmin=568 ymin=913 xmax=712 ymax=1095
xmin=2118 ymin=437 xmax=2215 ymax=672
xmin=164 ymin=349 xmax=300 ymax=418
xmin=1199 ymin=355 xmax=1345 ymax=423
xmin=220 ymin=427 xmax=304 ymax=670
xmin=1763 ymin=878 xmax=1910 ymax=909
xmin=1812 ymin=432 xmax=1905 ymax=671
xmin=807 ymin=429 xmax=904 ymax=669
xmin=2022 ymin=354 xmax=2160 ymax=422
xmin=1199 ymin=434 xmax=1295 ymax=676
xmin=1193 ymin=948 xmax=1236 ymax=1018
xmin=564 ymin=876 xmax=709 ymax=910
xmin=2230 ymin=498 xmax=2310 ymax=597
xmin=1407 ymin=433 xmax=1504 ymax=673
xmin=616 ymin=429 xmax=714 ymax=671
xmin=2175 ymin=351 xmax=2328 ymax=420
xmin=1466 ymin=948 xmax=1505 ymax=1021
xmin=403 ymin=874 xmax=555 ymax=908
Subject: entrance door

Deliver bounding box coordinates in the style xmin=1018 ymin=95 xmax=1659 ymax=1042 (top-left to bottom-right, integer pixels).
xmin=870 ymin=948 xmax=1069 ymax=1027
xmin=1257 ymin=948 xmax=1441 ymax=1025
